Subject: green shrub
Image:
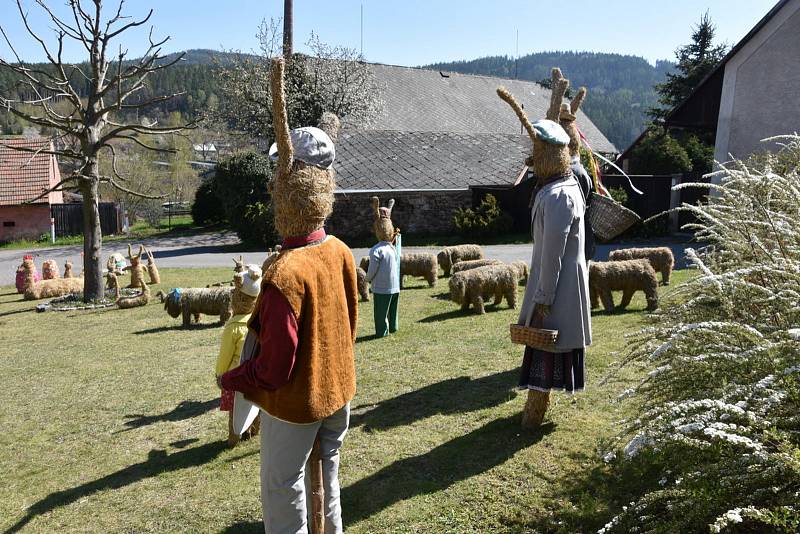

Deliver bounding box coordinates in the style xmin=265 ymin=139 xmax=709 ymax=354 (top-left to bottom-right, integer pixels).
xmin=628 ymin=128 xmax=692 ymax=175
xmin=603 ymin=134 xmax=800 ymax=533
xmin=607 ymin=186 xmax=628 ymax=206
xmin=453 ymin=194 xmax=513 ymax=237
xmin=211 ymin=152 xmax=279 ymax=247
xmin=191 ymin=179 xmax=225 ymax=226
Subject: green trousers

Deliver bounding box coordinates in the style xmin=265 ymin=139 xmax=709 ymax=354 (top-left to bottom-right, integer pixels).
xmin=373 ymin=292 xmax=399 ymax=337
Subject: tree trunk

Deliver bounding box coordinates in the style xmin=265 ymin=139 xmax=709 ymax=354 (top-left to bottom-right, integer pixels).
xmin=309 ymin=435 xmax=324 ymax=533
xmin=80 ymin=176 xmax=104 ymax=302
xmin=521 ymin=390 xmax=550 ymax=429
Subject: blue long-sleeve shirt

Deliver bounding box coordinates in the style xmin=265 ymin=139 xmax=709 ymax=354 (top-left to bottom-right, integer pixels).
xmin=366 ymin=241 xmax=400 ymax=294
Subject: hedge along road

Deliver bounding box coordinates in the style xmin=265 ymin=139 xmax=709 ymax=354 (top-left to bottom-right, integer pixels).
xmin=0 ymin=231 xmax=695 ymax=287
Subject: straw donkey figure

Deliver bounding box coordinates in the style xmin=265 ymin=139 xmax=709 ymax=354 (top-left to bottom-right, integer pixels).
xmin=498 ymin=68 xmax=576 ymax=429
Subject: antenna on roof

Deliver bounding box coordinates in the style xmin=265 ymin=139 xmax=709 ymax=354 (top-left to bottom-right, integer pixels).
xmin=360 ymin=4 xmax=364 ymax=57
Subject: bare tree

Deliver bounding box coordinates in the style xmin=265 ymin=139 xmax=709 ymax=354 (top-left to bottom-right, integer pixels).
xmin=215 ymin=19 xmax=382 ymax=145
xmin=0 ymin=0 xmax=195 ymax=301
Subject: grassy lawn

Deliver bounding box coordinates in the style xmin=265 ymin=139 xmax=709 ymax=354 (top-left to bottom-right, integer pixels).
xmin=0 ymin=215 xmax=202 ymax=250
xmin=0 ymin=267 xmax=692 ymax=533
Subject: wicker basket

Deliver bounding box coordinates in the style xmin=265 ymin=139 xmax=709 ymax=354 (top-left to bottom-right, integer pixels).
xmin=588 ymin=192 xmax=641 ymax=241
xmin=510 ymin=324 xmax=559 ymax=350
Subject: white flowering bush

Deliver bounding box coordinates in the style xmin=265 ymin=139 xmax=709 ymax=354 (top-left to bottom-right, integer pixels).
xmin=602 ymin=135 xmax=800 ymax=533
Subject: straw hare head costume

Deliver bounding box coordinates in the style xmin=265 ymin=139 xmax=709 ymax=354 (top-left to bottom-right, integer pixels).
xmin=497 ymin=67 xmax=572 ymax=179
xmin=268 ymin=58 xmax=340 ymax=238
xmin=371 ymin=196 xmax=396 ymax=242
xmin=558 ymin=82 xmax=587 ymax=159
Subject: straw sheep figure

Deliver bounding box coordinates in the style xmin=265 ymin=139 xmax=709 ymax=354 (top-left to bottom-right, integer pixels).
xmin=125 ymin=244 xmax=146 ymax=289
xmin=448 ymin=264 xmax=518 ymax=314
xmin=451 ymin=258 xmax=503 ymax=274
xmin=437 ymin=245 xmax=484 ymax=276
xmin=608 ymin=247 xmax=675 ymax=285
xmin=509 ymin=260 xmax=529 ymax=285
xmin=589 ymin=259 xmax=659 ymax=312
xmin=400 ymin=252 xmax=438 ymax=288
xmin=41 ymin=259 xmax=60 ymax=280
xmin=162 ymin=286 xmax=233 ymax=326
xmin=356 ymin=266 xmax=370 ymax=301
xmin=63 ymin=260 xmax=74 ymax=278
xmin=144 ymin=247 xmax=160 ymax=285
xmin=117 ymin=279 xmax=151 ymax=309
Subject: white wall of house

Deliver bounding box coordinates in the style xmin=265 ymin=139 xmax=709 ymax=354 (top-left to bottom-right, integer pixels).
xmin=714 ymin=0 xmax=800 ymax=171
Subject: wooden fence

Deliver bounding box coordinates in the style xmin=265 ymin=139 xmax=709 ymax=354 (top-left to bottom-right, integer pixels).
xmin=51 ymin=202 xmax=122 ymax=237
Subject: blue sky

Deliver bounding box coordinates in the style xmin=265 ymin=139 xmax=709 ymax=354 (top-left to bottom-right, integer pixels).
xmin=0 ymin=0 xmax=778 ymax=66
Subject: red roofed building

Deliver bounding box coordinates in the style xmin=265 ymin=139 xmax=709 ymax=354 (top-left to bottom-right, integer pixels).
xmin=0 ymin=137 xmax=64 ymax=242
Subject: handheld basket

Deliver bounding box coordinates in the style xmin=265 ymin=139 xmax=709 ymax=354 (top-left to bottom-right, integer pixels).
xmin=510 ymin=324 xmax=559 ymax=350
xmin=587 ymin=192 xmax=640 ymax=241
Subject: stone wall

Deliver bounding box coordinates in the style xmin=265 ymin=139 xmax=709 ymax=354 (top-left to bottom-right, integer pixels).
xmin=326 ymin=189 xmax=472 ymax=241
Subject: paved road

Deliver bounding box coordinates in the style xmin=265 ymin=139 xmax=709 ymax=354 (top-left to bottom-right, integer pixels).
xmin=0 ymin=231 xmax=698 ymax=286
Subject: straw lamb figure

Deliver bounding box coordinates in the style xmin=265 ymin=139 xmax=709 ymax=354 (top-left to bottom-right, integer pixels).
xmin=498 ymin=67 xmax=592 ymax=430
xmin=125 ymin=244 xmax=146 ymax=289
xmin=144 ymin=247 xmax=161 ymax=285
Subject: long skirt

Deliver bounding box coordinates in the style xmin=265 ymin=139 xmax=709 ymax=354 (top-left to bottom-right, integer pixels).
xmin=518 ymin=347 xmax=585 ymax=393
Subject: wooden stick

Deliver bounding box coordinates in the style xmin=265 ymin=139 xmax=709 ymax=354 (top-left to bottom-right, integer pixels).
xmin=310 ymin=435 xmax=324 ymax=533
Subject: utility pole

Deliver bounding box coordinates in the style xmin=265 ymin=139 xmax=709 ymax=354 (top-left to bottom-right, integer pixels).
xmin=283 ymin=0 xmax=293 ymax=58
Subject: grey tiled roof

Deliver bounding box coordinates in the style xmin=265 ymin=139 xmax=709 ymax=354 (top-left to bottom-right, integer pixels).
xmin=334 ymin=129 xmax=529 ymax=191
xmin=348 ymin=63 xmax=617 ymax=154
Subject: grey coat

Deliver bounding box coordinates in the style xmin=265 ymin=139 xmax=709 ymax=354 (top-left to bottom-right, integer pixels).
xmin=518 ymin=175 xmax=592 ymax=351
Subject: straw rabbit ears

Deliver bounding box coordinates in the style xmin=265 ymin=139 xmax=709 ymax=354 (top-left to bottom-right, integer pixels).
xmin=372 ymin=196 xmax=395 ymax=220
xmin=269 ymin=57 xmax=341 ymax=174
xmin=497 ymin=67 xmax=576 ymax=144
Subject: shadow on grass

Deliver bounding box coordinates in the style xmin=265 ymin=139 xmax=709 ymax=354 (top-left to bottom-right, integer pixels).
xmin=350 ymin=369 xmax=518 ymax=432
xmin=5 ymin=441 xmax=227 ymax=534
xmin=516 ymin=449 xmax=666 ymax=533
xmin=218 ymin=415 xmax=552 ymax=533
xmin=0 ymin=307 xmax=35 ymax=318
xmin=343 ymin=415 xmax=554 ymax=527
xmin=419 ymin=304 xmax=510 ymax=323
xmin=590 ymin=307 xmax=654 ymax=317
xmin=117 ymin=398 xmax=218 ymax=432
xmin=133 ymin=322 xmax=222 ymax=335
xmin=356 ymin=333 xmax=383 ymax=343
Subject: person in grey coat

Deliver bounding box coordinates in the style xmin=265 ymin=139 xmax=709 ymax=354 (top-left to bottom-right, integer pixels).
xmin=499 ymin=68 xmax=592 ymax=430
xmin=517 ymin=172 xmax=592 ymax=392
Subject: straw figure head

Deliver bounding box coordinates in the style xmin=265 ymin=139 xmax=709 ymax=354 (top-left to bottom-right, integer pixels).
xmin=42 ymin=259 xmax=60 ymax=279
xmin=128 ymin=244 xmax=143 ymax=266
xmin=231 ymin=264 xmax=262 ymax=315
xmin=371 ymin=196 xmax=396 ymax=242
xmin=268 ymin=58 xmax=340 ymax=239
xmin=497 ymin=67 xmax=572 ymax=179
xmin=558 ymin=80 xmax=587 ymax=158
xmin=63 ymin=260 xmax=73 ymax=278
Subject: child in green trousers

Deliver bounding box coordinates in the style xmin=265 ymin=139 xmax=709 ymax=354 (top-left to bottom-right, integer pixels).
xmin=366 ymin=196 xmax=400 ymax=337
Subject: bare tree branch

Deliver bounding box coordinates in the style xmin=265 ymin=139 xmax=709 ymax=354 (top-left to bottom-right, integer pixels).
xmin=22 ymin=176 xmax=78 ymax=204
xmin=107 ymin=176 xmax=166 ymax=199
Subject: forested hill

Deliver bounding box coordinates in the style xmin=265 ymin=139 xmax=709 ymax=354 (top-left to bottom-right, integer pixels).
xmin=425 ymin=51 xmax=675 ymax=150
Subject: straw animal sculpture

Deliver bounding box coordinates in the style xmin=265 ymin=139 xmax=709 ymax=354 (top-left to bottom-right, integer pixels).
xmin=63 ymin=260 xmax=74 ymax=278
xmin=609 ymin=247 xmax=674 ymax=285
xmin=41 ymin=259 xmax=60 ymax=280
xmin=162 ymin=286 xmax=233 ymax=327
xmin=125 ymin=244 xmax=146 ymax=288
xmin=448 ymin=264 xmax=519 ymax=314
xmin=144 ymin=247 xmax=160 ymax=284
xmin=437 ymin=245 xmax=484 ymax=277
xmin=589 ymin=259 xmax=659 ymax=312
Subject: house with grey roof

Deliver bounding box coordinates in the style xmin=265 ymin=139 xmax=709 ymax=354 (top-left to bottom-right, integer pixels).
xmin=617 ymin=0 xmax=799 ymax=180
xmin=327 ymin=63 xmax=616 ymax=239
